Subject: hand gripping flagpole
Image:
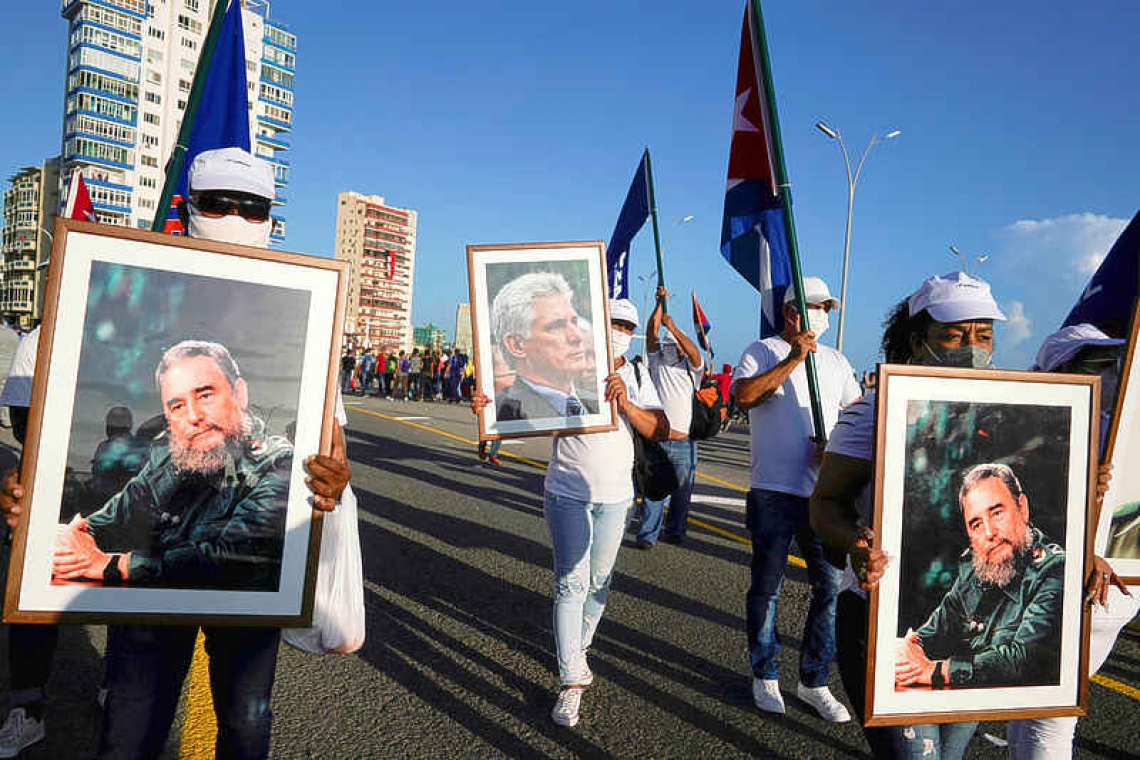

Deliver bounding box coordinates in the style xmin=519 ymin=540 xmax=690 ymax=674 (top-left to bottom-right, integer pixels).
xmin=750 ymin=0 xmax=827 ymax=442
xmin=644 ymin=148 xmax=667 ymax=314
xmin=150 ymin=0 xmax=232 ymax=232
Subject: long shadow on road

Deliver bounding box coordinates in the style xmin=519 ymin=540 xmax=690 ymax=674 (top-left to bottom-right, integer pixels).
xmin=354 ymin=484 xmax=868 ymax=759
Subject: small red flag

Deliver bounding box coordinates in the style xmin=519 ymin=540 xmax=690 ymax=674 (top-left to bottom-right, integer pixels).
xmin=65 ymin=170 xmax=96 ymax=221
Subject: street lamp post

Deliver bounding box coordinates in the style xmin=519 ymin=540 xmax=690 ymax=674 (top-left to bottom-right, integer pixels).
xmin=815 ymin=122 xmax=900 ymax=352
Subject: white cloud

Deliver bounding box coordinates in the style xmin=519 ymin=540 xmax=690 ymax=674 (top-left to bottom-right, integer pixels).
xmin=1001 ymin=300 xmax=1031 ymax=346
xmin=1001 ymin=213 xmax=1128 ymax=279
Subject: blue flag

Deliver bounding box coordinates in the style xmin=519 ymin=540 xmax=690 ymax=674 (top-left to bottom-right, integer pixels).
xmin=1062 ymin=210 xmax=1140 ymax=338
xmin=164 ymin=0 xmax=251 ymax=234
xmin=720 ymin=4 xmax=791 ymax=337
xmin=606 ymin=152 xmax=650 ymax=300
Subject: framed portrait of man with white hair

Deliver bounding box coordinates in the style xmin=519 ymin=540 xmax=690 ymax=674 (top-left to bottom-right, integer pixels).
xmin=864 ymin=365 xmax=1099 ymax=725
xmin=467 ymin=241 xmax=617 ymax=439
xmin=3 ymin=219 xmax=347 ymax=625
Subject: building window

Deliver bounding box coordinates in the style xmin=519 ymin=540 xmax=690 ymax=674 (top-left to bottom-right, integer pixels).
xmin=143 ymin=112 xmax=160 ymax=125
xmin=141 ymin=155 xmax=158 ymax=168
xmin=184 ymin=0 xmax=200 ymax=11
xmin=145 ymin=91 xmax=161 ymax=105
xmin=181 ymin=36 xmax=197 ymax=51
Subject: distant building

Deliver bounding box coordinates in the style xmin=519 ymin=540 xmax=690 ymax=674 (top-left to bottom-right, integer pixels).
xmin=1 ymin=158 xmax=61 ymax=328
xmin=335 ymin=191 xmax=417 ymax=353
xmin=413 ymin=323 xmax=445 ymax=352
xmin=454 ymin=303 xmax=472 ymax=352
xmin=58 ymin=0 xmax=295 ymax=243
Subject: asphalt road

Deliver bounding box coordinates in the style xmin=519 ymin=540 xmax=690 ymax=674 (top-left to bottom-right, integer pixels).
xmin=0 ymin=395 xmax=1137 ymax=758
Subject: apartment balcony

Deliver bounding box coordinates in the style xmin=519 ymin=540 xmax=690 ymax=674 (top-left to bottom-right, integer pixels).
xmin=6 ymin=259 xmax=36 ymax=274
xmin=255 ymin=132 xmax=290 ymax=151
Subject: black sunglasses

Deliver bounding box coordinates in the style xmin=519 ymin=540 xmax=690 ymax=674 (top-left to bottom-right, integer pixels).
xmin=190 ymin=192 xmax=272 ymax=222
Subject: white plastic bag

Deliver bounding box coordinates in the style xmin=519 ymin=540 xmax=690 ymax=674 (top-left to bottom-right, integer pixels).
xmin=283 ymin=482 xmax=365 ymax=654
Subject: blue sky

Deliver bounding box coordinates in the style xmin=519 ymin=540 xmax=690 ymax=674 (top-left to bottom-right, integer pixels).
xmin=3 ymin=1 xmax=1138 ymax=372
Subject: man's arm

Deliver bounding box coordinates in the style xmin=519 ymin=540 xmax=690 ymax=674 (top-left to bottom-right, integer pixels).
xmin=660 ymin=313 xmax=703 ymax=370
xmin=606 ymin=372 xmax=669 ymax=441
xmin=809 ymin=452 xmax=889 ymax=591
xmin=733 ymin=331 xmax=817 ymax=409
xmin=646 ymin=289 xmax=665 ymax=354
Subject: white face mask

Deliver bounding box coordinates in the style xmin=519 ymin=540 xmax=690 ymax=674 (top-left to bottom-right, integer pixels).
xmin=610 ymin=328 xmax=632 ymax=357
xmin=188 ymin=203 xmax=272 ymax=247
xmin=807 ymin=309 xmax=829 ymax=337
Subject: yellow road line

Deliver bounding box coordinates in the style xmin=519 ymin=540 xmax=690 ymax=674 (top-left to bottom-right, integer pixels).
xmin=179 ymin=631 xmax=216 ymax=759
xmin=351 ymin=406 xmax=1140 ymax=705
xmin=347 ymin=406 xmax=802 ymax=569
xmin=1092 ymin=673 xmax=1140 ymax=702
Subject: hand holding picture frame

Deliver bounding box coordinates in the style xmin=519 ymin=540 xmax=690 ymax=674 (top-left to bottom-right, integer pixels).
xmin=3 ymin=219 xmax=347 ymax=626
xmin=467 ymin=241 xmax=617 ymax=440
xmin=865 ymin=364 xmax=1098 ymax=726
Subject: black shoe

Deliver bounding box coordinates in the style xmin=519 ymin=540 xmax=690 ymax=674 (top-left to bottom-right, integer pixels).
xmin=635 ymin=538 xmax=654 ymax=550
xmin=660 ymin=533 xmax=684 ymax=545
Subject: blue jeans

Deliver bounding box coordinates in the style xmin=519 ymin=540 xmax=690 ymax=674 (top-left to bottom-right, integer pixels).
xmin=99 ymin=624 xmax=281 ymax=760
xmin=745 ymin=488 xmax=844 ymax=687
xmin=635 ymin=438 xmax=696 ymax=543
xmin=544 ymin=491 xmax=632 ymax=684
xmin=836 ymin=592 xmax=977 ymax=759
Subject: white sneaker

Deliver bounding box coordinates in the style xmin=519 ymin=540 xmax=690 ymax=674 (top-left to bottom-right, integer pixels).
xmin=0 ymin=708 xmax=45 ymax=758
xmin=551 ymin=687 xmax=583 ymax=727
xmin=751 ymin=678 xmax=785 ymax=714
xmin=577 ymin=652 xmax=593 ymax=686
xmin=796 ymin=682 xmax=851 ymax=722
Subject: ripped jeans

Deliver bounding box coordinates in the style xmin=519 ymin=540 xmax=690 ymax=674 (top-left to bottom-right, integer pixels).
xmin=544 ymin=491 xmax=632 ymax=685
xmin=836 ymin=591 xmax=977 ymax=759
xmin=99 ymin=624 xmax=281 ymax=759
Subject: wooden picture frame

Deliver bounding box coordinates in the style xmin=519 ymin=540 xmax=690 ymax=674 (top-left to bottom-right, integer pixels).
xmin=466 ymin=241 xmax=618 ymax=440
xmin=1095 ymin=309 xmax=1140 ymax=583
xmin=865 ymin=364 xmax=1098 ymax=726
xmin=3 ymin=218 xmax=348 ymax=626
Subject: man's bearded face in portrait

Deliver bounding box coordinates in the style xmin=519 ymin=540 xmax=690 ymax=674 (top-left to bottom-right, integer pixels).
xmin=160 ymin=355 xmax=251 ymax=475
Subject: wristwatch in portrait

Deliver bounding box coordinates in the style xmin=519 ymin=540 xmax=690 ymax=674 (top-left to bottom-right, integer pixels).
xmin=103 ymin=554 xmax=124 ymax=585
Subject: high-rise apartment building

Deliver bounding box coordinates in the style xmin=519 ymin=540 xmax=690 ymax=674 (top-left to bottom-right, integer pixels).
xmin=454 ymin=303 xmax=472 ymax=352
xmin=413 ymin=323 xmax=445 ymax=352
xmin=1 ymin=159 xmax=61 ymax=327
xmin=59 ymin=0 xmax=295 ymax=243
xmin=335 ymin=191 xmax=418 ymax=353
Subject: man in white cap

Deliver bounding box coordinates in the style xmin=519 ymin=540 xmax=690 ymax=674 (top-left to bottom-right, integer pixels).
xmin=731 ymin=275 xmax=860 ymax=721
xmin=634 ymin=285 xmax=704 ymax=548
xmin=473 ymin=298 xmax=668 ymax=729
xmin=0 ymin=147 xmax=351 ymax=760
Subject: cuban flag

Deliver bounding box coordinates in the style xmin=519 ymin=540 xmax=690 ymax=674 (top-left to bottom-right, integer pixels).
xmin=162 ymin=0 xmax=251 ymax=235
xmin=720 ymin=3 xmax=792 ymax=338
xmin=1062 ymin=210 xmax=1140 ymax=338
xmin=63 ymin=170 xmax=96 ymax=222
xmin=692 ymin=291 xmax=713 ymax=354
xmin=606 ymin=152 xmax=650 ymax=300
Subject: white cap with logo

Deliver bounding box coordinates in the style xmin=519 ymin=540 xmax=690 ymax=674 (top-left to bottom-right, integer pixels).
xmin=908 ymin=271 xmax=1006 ymax=323
xmin=608 ymin=298 xmax=640 ymax=328
xmin=783 ymin=276 xmax=840 ymax=310
xmin=189 ymin=147 xmax=275 ymax=200
xmin=1033 ymin=323 xmax=1125 ymax=372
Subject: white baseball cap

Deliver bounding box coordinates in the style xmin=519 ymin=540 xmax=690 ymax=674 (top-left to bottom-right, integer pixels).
xmin=609 ymin=298 xmax=640 ymax=328
xmin=783 ymin=276 xmax=840 ymax=309
xmin=189 ymin=147 xmax=275 ymax=200
xmin=1033 ymin=323 xmax=1125 ymax=372
xmin=907 ymin=271 xmax=1006 ymax=323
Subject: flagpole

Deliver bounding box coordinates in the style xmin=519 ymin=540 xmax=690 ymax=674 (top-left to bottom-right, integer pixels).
xmin=150 ymin=0 xmax=232 ymax=232
xmin=749 ymin=0 xmax=827 ymax=442
xmin=644 ymin=148 xmax=667 ymax=314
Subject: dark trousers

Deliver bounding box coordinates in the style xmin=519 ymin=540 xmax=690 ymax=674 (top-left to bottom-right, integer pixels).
xmin=8 ymin=623 xmax=59 ymax=708
xmin=98 ymin=625 xmax=281 ymax=760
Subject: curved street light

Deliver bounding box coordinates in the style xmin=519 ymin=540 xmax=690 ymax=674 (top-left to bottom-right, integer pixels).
xmin=815 ymin=121 xmax=900 ymax=352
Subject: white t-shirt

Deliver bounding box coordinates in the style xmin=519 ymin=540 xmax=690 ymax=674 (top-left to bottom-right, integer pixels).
xmin=0 ymin=326 xmax=39 ymax=407
xmin=647 ymin=345 xmax=703 ymax=435
xmin=544 ymin=359 xmax=663 ymax=504
xmin=732 ymin=336 xmax=861 ymax=497
xmin=824 ymin=391 xmax=876 ymax=596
